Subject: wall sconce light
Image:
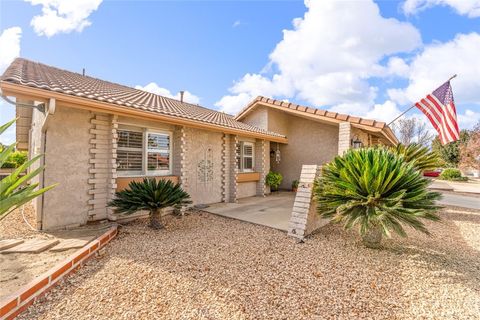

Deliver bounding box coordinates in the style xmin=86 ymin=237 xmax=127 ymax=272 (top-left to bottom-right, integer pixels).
xmin=351 ymin=135 xmax=363 ymax=149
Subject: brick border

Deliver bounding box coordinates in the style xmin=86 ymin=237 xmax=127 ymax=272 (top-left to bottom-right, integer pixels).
xmin=0 ymin=226 xmax=118 ymax=320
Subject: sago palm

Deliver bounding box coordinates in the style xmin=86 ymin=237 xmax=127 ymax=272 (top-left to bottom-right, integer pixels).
xmin=108 ymin=178 xmax=191 ymax=229
xmin=314 ymin=148 xmax=441 ymax=248
xmin=390 ymin=143 xmax=440 ymax=171
xmin=0 ymin=119 xmax=56 ymax=220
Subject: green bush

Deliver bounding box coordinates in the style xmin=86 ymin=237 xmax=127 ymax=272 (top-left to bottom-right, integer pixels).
xmin=108 ymin=178 xmax=191 ymax=229
xmin=1 ymin=150 xmax=28 ymax=169
xmin=266 ymin=171 xmax=283 ymax=191
xmin=314 ymin=148 xmax=441 ymax=248
xmin=439 ymin=168 xmax=467 ymax=181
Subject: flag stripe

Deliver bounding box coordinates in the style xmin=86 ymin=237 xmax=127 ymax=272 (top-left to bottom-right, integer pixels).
xmin=427 ymin=94 xmax=458 ymax=141
xmin=413 ymin=81 xmax=459 ymax=145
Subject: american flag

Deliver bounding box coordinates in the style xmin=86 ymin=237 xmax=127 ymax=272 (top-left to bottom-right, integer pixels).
xmin=414 ymin=80 xmax=460 ymax=145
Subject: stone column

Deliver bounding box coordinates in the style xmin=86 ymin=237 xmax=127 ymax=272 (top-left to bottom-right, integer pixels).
xmin=254 ymin=139 xmax=266 ymax=197
xmin=338 ymin=122 xmax=351 ymax=155
xmin=288 ymin=165 xmax=328 ymax=240
xmin=228 ymin=135 xmax=238 ymax=203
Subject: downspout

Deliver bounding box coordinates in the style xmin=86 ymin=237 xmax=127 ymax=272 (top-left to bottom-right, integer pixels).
xmin=38 ymin=98 xmax=56 ymax=230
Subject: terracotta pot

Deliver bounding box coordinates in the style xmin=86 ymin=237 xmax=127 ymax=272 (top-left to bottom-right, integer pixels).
xmin=292 ymin=187 xmax=297 ymax=193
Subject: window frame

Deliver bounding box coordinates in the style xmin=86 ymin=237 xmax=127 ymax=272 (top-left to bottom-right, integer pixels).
xmin=116 ymin=125 xmax=172 ymax=177
xmin=237 ymin=141 xmax=255 ymax=173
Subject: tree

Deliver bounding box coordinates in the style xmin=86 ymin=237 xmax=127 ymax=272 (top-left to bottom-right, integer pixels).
xmin=0 ymin=119 xmax=56 ymax=220
xmin=459 ymin=122 xmax=480 ymax=171
xmin=392 ymin=118 xmax=434 ymax=147
xmin=108 ymin=178 xmax=191 ymax=229
xmin=431 ymin=130 xmax=470 ymax=167
xmin=314 ymin=148 xmax=441 ymax=248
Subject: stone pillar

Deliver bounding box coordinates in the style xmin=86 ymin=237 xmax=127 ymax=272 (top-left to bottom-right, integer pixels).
xmin=288 ymin=165 xmax=328 ymax=240
xmin=221 ymin=134 xmax=231 ymax=202
xmin=338 ymin=122 xmax=351 ymax=155
xmin=255 ymin=139 xmax=266 ymax=197
xmin=228 ymin=135 xmax=238 ymax=203
xmin=88 ymin=113 xmax=117 ymax=221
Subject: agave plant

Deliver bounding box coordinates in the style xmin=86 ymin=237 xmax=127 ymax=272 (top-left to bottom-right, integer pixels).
xmin=0 ymin=119 xmax=56 ymax=220
xmin=314 ymin=148 xmax=441 ymax=248
xmin=108 ymin=178 xmax=191 ymax=229
xmin=390 ymin=143 xmax=440 ymax=172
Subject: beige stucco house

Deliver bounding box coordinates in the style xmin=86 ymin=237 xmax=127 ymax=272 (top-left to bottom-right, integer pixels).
xmin=1 ymin=58 xmax=397 ymax=230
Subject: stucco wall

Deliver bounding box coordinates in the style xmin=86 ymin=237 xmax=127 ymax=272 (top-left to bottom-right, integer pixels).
xmin=267 ymin=109 xmax=338 ymax=190
xmin=42 ymin=106 xmax=92 ymax=229
xmin=241 ymin=106 xmax=268 ymax=130
xmin=237 ymin=181 xmax=257 ymax=199
xmin=183 ymin=127 xmax=223 ymax=204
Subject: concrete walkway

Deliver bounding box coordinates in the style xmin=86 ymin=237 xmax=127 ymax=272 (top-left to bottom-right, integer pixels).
xmin=205 ymin=192 xmax=294 ymax=231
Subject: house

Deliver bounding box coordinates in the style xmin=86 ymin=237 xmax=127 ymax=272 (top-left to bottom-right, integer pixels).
xmin=0 ymin=58 xmax=397 ymax=230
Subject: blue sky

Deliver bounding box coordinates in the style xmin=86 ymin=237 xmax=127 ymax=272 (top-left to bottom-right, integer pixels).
xmin=1 ymin=0 xmax=480 ymax=144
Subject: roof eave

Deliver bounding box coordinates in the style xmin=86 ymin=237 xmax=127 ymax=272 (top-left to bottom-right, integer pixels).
xmin=0 ymin=81 xmax=288 ymax=143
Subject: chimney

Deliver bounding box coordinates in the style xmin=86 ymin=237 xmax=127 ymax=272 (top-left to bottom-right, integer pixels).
xmin=179 ymin=91 xmax=185 ymax=103
xmin=82 ymin=68 xmax=85 ymax=76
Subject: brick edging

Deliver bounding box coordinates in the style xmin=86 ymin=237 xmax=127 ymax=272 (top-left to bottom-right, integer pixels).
xmin=0 ymin=225 xmax=118 ymax=320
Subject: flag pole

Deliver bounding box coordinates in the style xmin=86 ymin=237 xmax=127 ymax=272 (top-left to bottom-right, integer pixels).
xmin=386 ymin=74 xmax=458 ymax=126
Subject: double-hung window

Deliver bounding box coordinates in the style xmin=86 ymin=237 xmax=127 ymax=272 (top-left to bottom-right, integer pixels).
xmin=117 ymin=126 xmax=171 ymax=176
xmin=237 ymin=141 xmax=255 ymax=172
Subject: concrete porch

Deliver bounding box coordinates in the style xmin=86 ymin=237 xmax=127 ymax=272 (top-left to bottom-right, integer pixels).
xmin=205 ymin=192 xmax=295 ymax=231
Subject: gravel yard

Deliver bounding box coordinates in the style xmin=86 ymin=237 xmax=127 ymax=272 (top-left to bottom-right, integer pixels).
xmin=17 ymin=206 xmax=480 ymax=320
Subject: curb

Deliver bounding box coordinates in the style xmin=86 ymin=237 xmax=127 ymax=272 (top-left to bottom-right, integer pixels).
xmin=0 ymin=225 xmax=118 ymax=320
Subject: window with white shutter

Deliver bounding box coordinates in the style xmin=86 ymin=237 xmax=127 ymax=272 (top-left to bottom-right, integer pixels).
xmin=237 ymin=141 xmax=255 ymax=172
xmin=117 ymin=126 xmax=172 ymax=176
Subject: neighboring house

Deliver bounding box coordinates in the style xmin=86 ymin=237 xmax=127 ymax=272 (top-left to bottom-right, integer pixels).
xmin=0 ymin=58 xmax=397 ymax=230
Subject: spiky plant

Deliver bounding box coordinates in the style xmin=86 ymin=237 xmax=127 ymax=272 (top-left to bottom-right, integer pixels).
xmin=314 ymin=148 xmax=441 ymax=248
xmin=108 ymin=178 xmax=191 ymax=229
xmin=0 ymin=119 xmax=56 ymax=220
xmin=390 ymin=143 xmax=440 ymax=172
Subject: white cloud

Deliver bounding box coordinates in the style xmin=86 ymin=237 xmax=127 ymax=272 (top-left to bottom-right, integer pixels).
xmin=0 ymin=27 xmax=22 ymax=74
xmin=392 ymin=33 xmax=480 ymax=106
xmin=403 ymin=0 xmax=480 ymax=18
xmin=26 ymin=0 xmax=103 ymax=37
xmin=215 ymin=0 xmax=421 ymax=115
xmin=232 ymin=20 xmax=241 ymax=28
xmin=364 ymin=100 xmax=402 ymax=123
xmin=458 ymin=109 xmax=480 ymax=129
xmin=135 ymin=82 xmax=201 ymax=105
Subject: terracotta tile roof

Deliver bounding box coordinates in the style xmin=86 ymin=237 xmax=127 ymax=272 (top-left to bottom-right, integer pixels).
xmin=236 ymin=96 xmax=388 ymax=129
xmin=1 ymin=58 xmax=285 ymax=139
xmin=236 ymin=96 xmax=398 ymax=145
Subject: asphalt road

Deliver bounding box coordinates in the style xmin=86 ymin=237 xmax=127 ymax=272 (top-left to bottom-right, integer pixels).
xmin=438 ymin=192 xmax=480 ymax=210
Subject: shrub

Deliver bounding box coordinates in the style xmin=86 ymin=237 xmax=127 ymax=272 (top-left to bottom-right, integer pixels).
xmin=1 ymin=151 xmax=28 ymax=169
xmin=265 ymin=171 xmax=283 ymax=191
xmin=108 ymin=178 xmax=191 ymax=229
xmin=314 ymin=148 xmax=441 ymax=248
xmin=439 ymin=168 xmax=467 ymax=181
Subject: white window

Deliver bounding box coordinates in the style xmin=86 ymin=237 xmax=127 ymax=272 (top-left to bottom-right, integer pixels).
xmin=237 ymin=141 xmax=255 ymax=172
xmin=117 ymin=126 xmax=171 ymax=176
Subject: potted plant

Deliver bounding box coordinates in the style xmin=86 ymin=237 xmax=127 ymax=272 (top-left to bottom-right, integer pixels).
xmin=291 ymin=179 xmax=299 ymax=192
xmin=314 ymin=148 xmax=441 ymax=248
xmin=265 ymin=171 xmax=283 ymax=192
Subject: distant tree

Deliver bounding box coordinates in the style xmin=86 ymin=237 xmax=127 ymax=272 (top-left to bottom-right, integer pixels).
xmin=431 ymin=130 xmax=470 ymax=167
xmin=459 ymin=122 xmax=480 ymax=171
xmin=392 ymin=118 xmax=433 ymax=147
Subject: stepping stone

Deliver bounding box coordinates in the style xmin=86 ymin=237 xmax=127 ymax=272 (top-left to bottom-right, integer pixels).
xmin=50 ymin=237 xmax=93 ymax=252
xmin=1 ymin=239 xmax=60 ymax=254
xmin=0 ymin=239 xmax=24 ymax=251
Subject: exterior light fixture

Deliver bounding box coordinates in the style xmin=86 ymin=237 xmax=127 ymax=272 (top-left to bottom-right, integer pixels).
xmin=351 ymin=135 xmax=363 ymax=149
